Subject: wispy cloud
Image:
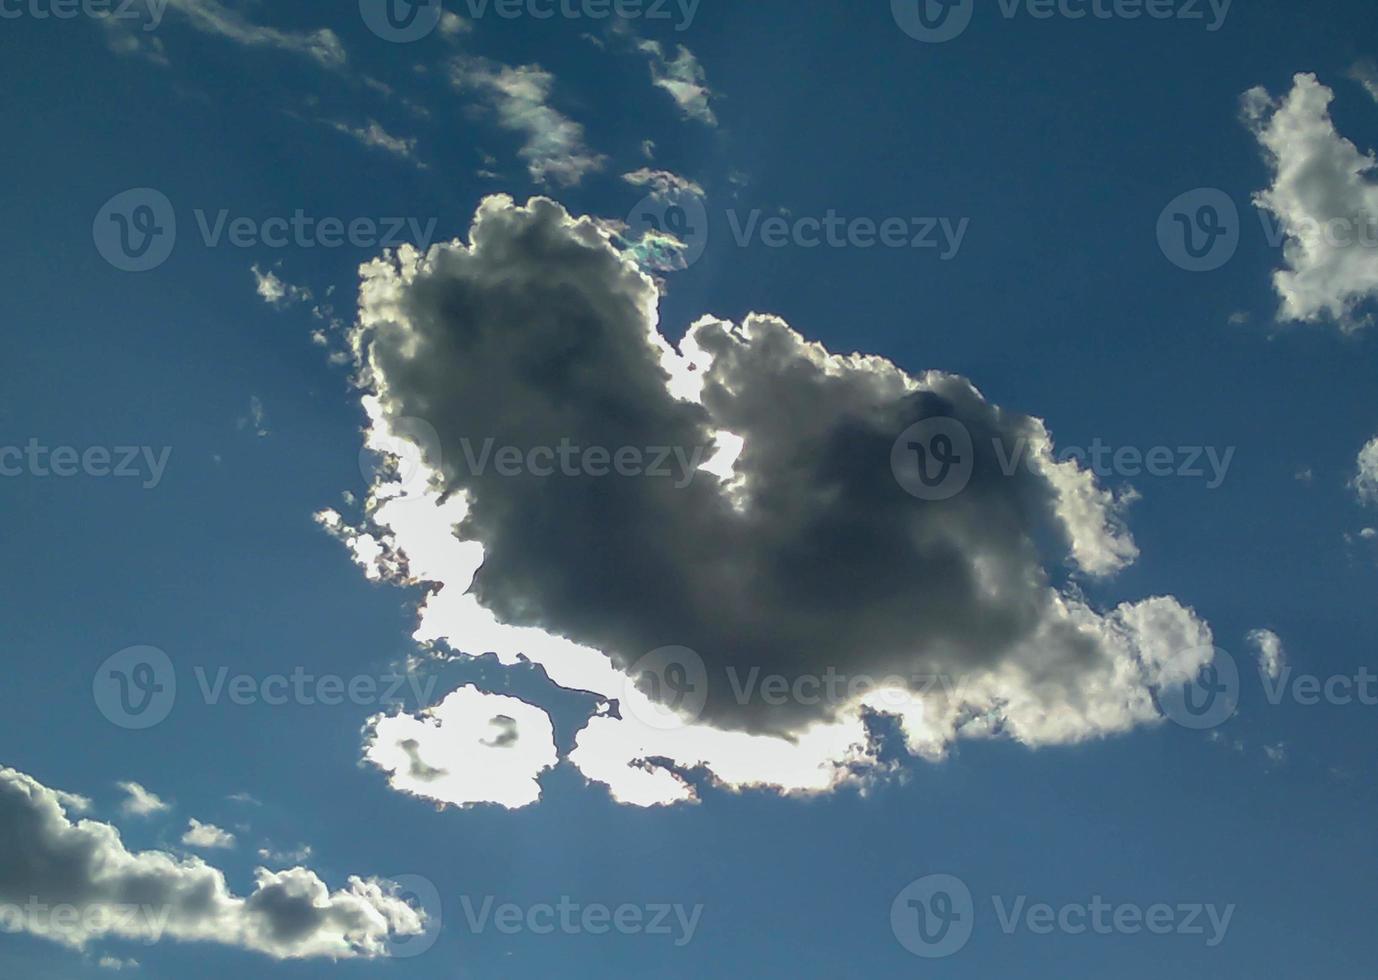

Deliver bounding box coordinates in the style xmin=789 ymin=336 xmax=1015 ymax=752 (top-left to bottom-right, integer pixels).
xmin=327 ymin=119 xmax=425 ymax=167
xmin=449 ymin=57 xmax=607 ymax=186
xmin=103 ymin=0 xmax=346 ymax=69
xmin=637 ymin=40 xmax=717 ymax=126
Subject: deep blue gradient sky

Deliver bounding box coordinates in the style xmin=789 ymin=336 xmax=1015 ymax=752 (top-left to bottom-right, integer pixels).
xmin=3 ymin=0 xmax=1378 ymax=976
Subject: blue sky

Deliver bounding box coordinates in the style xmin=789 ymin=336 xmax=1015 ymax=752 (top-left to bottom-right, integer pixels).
xmin=2 ymin=0 xmax=1378 ymax=976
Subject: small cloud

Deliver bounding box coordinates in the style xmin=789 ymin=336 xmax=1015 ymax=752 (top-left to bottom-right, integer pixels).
xmin=641 ymin=139 xmax=656 ymax=159
xmin=1247 ymin=628 xmax=1287 ymax=682
xmin=440 ymin=12 xmax=471 ymax=38
xmin=182 ymin=818 xmax=236 ymax=850
xmin=257 ymin=843 xmax=314 ymax=865
xmin=228 ymin=792 xmax=261 ymax=806
xmin=117 ymin=781 xmax=171 ymax=818
xmin=237 ymin=396 xmax=269 ymax=438
xmin=252 ymin=265 xmax=312 ymax=308
xmin=1227 ymin=310 xmax=1251 ymax=325
xmin=327 ymin=119 xmax=425 ymax=168
xmin=1350 ymin=59 xmax=1378 ymax=103
xmin=637 ymin=40 xmax=718 ymax=126
xmin=449 ymin=56 xmax=607 ymax=187
xmin=1263 ymin=743 xmax=1288 ymax=766
xmin=622 ymin=168 xmax=705 ymax=198
xmin=1355 ymin=434 xmax=1378 ymax=504
xmin=97 ymin=956 xmax=140 ymax=971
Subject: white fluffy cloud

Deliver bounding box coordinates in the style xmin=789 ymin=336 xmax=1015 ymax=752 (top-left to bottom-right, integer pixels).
xmin=116 ymin=781 xmax=170 ymax=818
xmin=0 ymin=767 xmax=425 ymax=959
xmin=181 ymin=819 xmax=236 ymax=850
xmin=1245 ymin=73 xmax=1378 ymax=330
xmin=364 ymin=685 xmax=558 ymax=809
xmin=328 ymin=195 xmax=1213 ymax=806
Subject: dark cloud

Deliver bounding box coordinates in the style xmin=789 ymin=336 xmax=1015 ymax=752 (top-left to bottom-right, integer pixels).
xmin=350 ymin=196 xmax=1206 ymax=744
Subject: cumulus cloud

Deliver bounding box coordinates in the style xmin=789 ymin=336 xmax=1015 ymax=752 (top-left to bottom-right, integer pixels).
xmin=1355 ymin=434 xmax=1378 ymax=504
xmin=116 ymin=782 xmax=170 ymax=818
xmin=181 ymin=819 xmax=236 ymax=850
xmin=0 ymin=766 xmax=424 ymax=959
xmin=1244 ymin=73 xmax=1378 ymax=330
xmin=449 ymin=57 xmax=607 ymax=187
xmin=637 ymin=41 xmax=717 ymax=126
xmin=331 ymin=195 xmax=1212 ymax=805
xmin=1247 ymin=628 xmax=1286 ymax=682
xmin=363 ymin=685 xmax=558 ymax=809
